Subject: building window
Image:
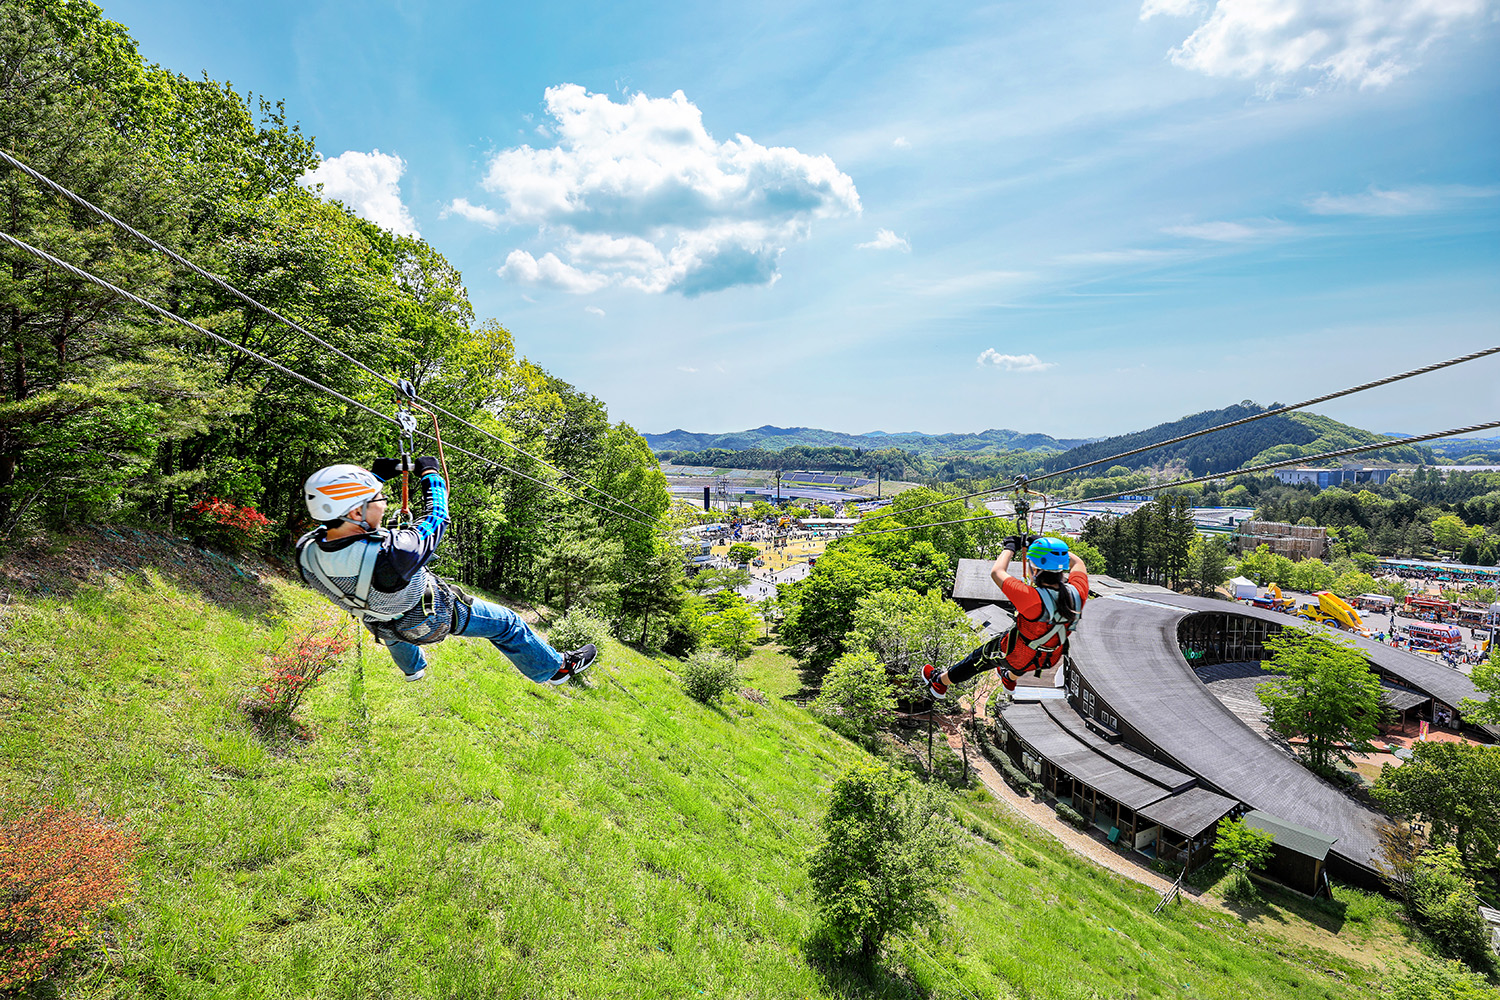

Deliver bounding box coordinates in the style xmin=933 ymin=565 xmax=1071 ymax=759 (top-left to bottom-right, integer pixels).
xmin=1083 ymin=689 xmax=1096 ymax=714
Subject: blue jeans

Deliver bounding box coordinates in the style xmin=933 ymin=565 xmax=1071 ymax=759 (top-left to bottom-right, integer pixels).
xmin=384 ymin=596 xmax=564 ymax=682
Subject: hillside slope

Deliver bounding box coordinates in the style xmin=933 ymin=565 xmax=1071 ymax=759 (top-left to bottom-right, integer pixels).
xmin=1041 ymin=404 xmax=1428 ymax=477
xmin=0 ymin=529 xmax=1419 ymax=999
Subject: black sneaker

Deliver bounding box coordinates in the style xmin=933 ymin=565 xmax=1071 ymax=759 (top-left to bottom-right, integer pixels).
xmin=546 ymin=644 xmax=597 ymax=685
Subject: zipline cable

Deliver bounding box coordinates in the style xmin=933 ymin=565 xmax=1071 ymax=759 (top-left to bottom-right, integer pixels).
xmin=856 ymin=344 xmax=1500 ymax=527
xmin=0 ymin=148 xmax=668 ymax=528
xmin=845 ymin=419 xmax=1500 ymax=539
xmin=0 ymin=230 xmax=662 ymax=531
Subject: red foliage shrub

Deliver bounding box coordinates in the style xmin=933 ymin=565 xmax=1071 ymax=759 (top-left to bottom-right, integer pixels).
xmin=183 ymin=497 xmax=274 ymax=551
xmin=243 ymin=628 xmax=352 ymax=743
xmin=0 ymin=807 xmax=139 ymax=989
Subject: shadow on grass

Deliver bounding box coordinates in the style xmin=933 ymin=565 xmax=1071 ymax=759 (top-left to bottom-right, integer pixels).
xmin=1219 ymin=877 xmax=1350 ymax=934
xmin=1 ymin=524 xmax=285 ymax=622
xmin=801 ymin=927 xmax=931 ymax=1000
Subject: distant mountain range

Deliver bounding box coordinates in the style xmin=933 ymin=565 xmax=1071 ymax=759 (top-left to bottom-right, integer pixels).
xmin=642 ymin=425 xmax=1087 ymax=455
xmin=648 ymin=405 xmax=1441 ymax=475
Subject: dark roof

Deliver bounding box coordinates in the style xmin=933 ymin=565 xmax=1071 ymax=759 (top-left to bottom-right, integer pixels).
xmin=1381 ymin=683 xmax=1429 ymax=713
xmin=953 ymin=559 xmax=1006 ymax=603
xmin=1137 ymin=787 xmax=1239 ymax=838
xmin=1243 ymin=810 xmax=1338 ymax=860
xmin=1143 ymin=593 xmax=1500 ymax=739
xmin=1000 ymin=704 xmax=1172 ymax=810
xmin=1070 ymin=596 xmax=1387 ymax=871
xmin=964 ymin=604 xmax=1013 ymax=639
xmin=1041 ymin=700 xmax=1197 ymax=793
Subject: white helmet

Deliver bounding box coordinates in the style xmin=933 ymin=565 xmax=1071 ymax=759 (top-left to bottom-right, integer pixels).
xmin=304 ymin=464 xmax=383 ymax=522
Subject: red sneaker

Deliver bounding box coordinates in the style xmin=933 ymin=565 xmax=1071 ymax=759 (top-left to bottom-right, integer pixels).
xmin=921 ymin=663 xmax=948 ymax=700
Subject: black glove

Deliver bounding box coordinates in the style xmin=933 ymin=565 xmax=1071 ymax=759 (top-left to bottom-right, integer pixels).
xmin=413 ymin=455 xmax=442 ymax=479
xmin=370 ymin=457 xmax=400 ymax=482
xmin=1003 ymin=533 xmax=1036 ymax=554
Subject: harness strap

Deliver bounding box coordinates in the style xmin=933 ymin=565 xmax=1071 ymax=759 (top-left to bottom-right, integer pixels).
xmin=299 ymin=537 xmax=400 ymax=623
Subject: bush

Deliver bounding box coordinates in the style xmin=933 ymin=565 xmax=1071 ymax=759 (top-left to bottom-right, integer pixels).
xmin=181 ymin=496 xmax=274 ymax=552
xmin=1054 ymin=803 xmax=1088 ymax=830
xmin=807 ymin=761 xmax=965 ymax=961
xmin=681 ymin=648 xmax=739 ymax=705
xmin=813 ymin=649 xmax=896 ymax=746
xmin=660 ymin=603 xmax=705 ymax=658
xmin=1380 ymin=957 xmax=1500 ymax=1000
xmin=0 ymin=806 xmax=139 ymax=990
xmin=243 ymin=627 xmax=351 ymax=743
xmin=547 ymin=605 xmax=610 ymax=655
xmin=1410 ymin=847 xmax=1494 ymax=970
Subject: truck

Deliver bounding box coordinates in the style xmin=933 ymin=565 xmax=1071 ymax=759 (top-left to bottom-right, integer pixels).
xmin=1249 ymin=583 xmax=1295 ymax=612
xmin=1402 ymin=595 xmax=1455 ymax=621
xmin=1404 ymin=622 xmax=1463 ymax=651
xmin=1296 ymin=591 xmax=1370 ymax=636
xmin=1355 ymin=593 xmax=1395 ymax=614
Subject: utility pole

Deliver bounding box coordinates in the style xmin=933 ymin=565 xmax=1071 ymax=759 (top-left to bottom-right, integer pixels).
xmin=876 ymin=465 xmax=882 ymax=499
xmin=776 ymin=469 xmax=782 ymax=504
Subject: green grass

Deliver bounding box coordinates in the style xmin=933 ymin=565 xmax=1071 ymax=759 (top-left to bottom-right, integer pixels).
xmin=0 ymin=540 xmax=1432 ymax=999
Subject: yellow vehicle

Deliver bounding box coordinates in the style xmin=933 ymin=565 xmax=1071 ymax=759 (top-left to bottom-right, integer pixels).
xmin=1296 ymin=591 xmax=1370 ymax=636
xmin=1250 ymin=583 xmax=1296 ymax=612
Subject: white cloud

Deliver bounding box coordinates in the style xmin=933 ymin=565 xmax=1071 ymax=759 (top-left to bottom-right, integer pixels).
xmin=892 ymin=136 xmax=912 ymax=149
xmin=677 ymin=365 xmax=699 ymax=373
xmin=497 ymin=250 xmax=610 ymax=293
xmin=1144 ymin=0 xmax=1493 ymax=90
xmin=443 ymin=198 xmax=502 ymax=227
xmin=1306 ymin=184 xmax=1500 ymax=215
xmin=300 ymin=150 xmax=419 ymax=236
xmin=857 ymin=228 xmax=911 ymax=252
xmin=483 ymin=84 xmax=860 ymax=296
xmin=585 ymin=305 xmax=606 ymax=316
xmin=1164 ymin=219 xmax=1293 ymax=240
xmin=977 ymin=350 xmax=1055 ymax=372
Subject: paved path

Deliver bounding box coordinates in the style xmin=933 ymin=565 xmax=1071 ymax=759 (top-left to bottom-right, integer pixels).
xmin=935 ymin=684 xmax=1183 ymax=898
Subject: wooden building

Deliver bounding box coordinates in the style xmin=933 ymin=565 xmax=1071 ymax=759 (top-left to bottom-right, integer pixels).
xmin=1234 ymin=520 xmax=1327 ymax=561
xmin=1242 ymin=810 xmax=1337 ymax=896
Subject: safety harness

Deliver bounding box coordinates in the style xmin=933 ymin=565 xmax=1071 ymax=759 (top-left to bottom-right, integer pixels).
xmin=297 ymin=530 xmax=406 ymax=624
xmin=999 ymin=580 xmax=1082 ymax=677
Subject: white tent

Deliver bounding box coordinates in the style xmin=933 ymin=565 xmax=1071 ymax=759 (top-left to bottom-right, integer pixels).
xmin=1229 ymin=576 xmax=1257 ymax=600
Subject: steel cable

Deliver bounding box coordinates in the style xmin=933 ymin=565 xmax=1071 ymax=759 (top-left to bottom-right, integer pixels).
xmin=0 ymin=147 xmax=667 ymax=527
xmin=0 ymin=230 xmax=662 ymax=530
xmin=846 ymin=419 xmax=1500 ymax=539
xmin=856 ymin=345 xmax=1499 ymax=527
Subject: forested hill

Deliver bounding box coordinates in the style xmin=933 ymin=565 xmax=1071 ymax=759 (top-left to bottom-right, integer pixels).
xmin=644 ymin=425 xmax=1085 ymax=456
xmin=1039 ymin=404 xmax=1432 ymax=477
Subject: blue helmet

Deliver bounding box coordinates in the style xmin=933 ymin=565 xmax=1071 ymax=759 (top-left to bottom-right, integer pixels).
xmin=1026 ymin=536 xmax=1070 ymax=572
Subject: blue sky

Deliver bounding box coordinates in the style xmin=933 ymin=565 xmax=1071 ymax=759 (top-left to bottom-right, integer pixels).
xmin=103 ymin=0 xmax=1498 ymax=440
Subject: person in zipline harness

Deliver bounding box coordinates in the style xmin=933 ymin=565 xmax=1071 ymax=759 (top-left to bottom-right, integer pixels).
xmin=922 ymin=535 xmax=1087 ymax=699
xmin=295 ymin=459 xmax=596 ymax=685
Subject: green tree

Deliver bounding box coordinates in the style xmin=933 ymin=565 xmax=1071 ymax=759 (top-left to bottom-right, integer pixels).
xmin=1433 ymin=514 xmax=1471 ymax=554
xmin=1257 ymin=631 xmax=1381 ymax=774
xmin=1069 ymin=537 xmax=1108 ymax=575
xmin=815 ymin=504 xmax=836 ymax=518
xmin=618 ymin=540 xmax=686 ymax=647
xmin=1409 ymin=847 xmax=1494 ymax=969
xmin=1213 ymin=817 xmax=1276 ymax=897
xmin=726 ymin=543 xmax=760 ymax=565
xmin=1459 ymin=650 xmax=1500 ymax=726
xmin=1191 ymin=535 xmax=1230 ymax=596
xmin=706 ymin=602 xmax=760 ymax=660
xmin=806 ymin=761 xmax=964 ymax=961
xmin=542 ymin=527 xmax=624 ymax=611
xmin=845 ymin=588 xmax=975 ymax=689
xmin=813 ymin=649 xmax=897 ymax=747
xmin=1376 ymin=742 xmax=1500 ymax=874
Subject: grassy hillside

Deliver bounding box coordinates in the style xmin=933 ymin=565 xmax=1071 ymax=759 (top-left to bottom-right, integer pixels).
xmin=0 ymin=530 xmax=1446 ymax=999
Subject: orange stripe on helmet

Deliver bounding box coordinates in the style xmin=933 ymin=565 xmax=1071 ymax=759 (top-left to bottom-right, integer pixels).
xmin=317 ymin=483 xmax=378 ymax=498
